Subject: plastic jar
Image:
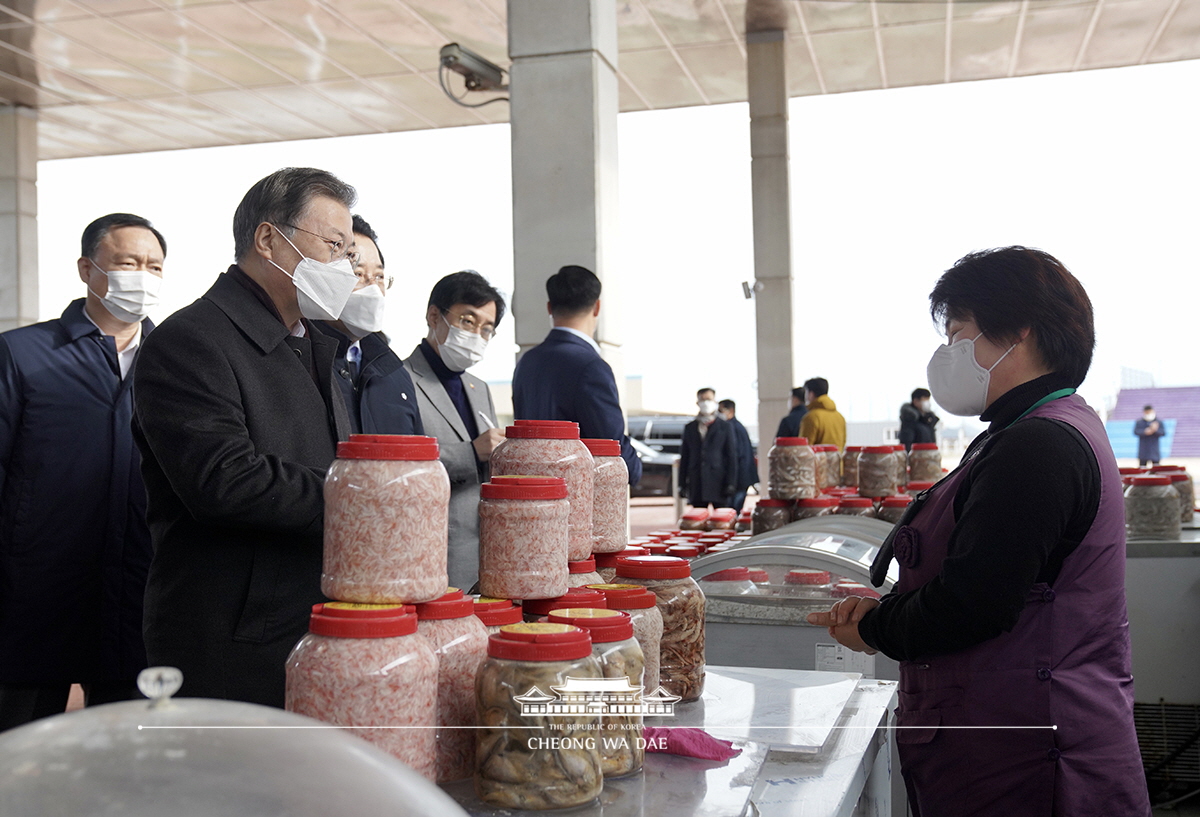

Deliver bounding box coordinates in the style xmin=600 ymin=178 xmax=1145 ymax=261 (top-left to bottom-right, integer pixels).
xmin=594 ymin=546 xmax=648 ymax=583
xmin=323 ymin=435 xmax=450 ymax=603
xmin=707 ymin=508 xmax=737 ymax=531
xmin=415 ymin=596 xmax=490 ymax=783
xmin=792 ymin=496 xmax=837 ymax=522
xmin=752 ymin=498 xmax=792 ymax=534
xmin=768 ymin=437 xmax=817 ymax=500
xmin=877 ymin=494 xmax=914 ymax=524
xmin=522 ymin=587 xmax=607 ymax=622
xmin=858 ymin=446 xmax=898 ymax=498
xmin=567 ymin=557 xmax=604 ymax=588
xmin=813 ymin=445 xmax=841 ymax=491
xmin=782 ymin=569 xmax=832 ymax=598
xmin=1125 ymin=475 xmax=1182 ymax=540
xmin=614 ymin=556 xmax=705 ymax=702
xmin=665 ymin=544 xmax=701 ymax=559
xmin=582 ymin=439 xmax=629 ymax=554
xmin=474 ymin=624 xmax=603 ymax=810
xmin=908 ymin=443 xmax=941 ymax=483
xmin=697 ymin=566 xmax=759 ymax=597
xmin=479 ymin=476 xmax=570 ymax=601
xmin=832 ymin=581 xmax=881 ymax=599
xmin=473 ymin=597 xmax=524 ymax=634
xmin=547 ymin=608 xmax=645 ymax=778
xmin=736 ymin=508 xmax=753 ymax=532
xmin=285 ymin=606 xmax=438 ymax=780
xmin=841 ymin=446 xmax=862 ymax=488
xmin=679 ymin=508 xmax=710 ymax=531
xmin=1151 ymin=466 xmax=1195 ymax=523
xmin=490 ymin=422 xmax=595 ymax=561
xmin=834 ymin=497 xmax=878 ymax=518
xmin=905 ymin=480 xmax=937 ymax=495
xmin=588 ymin=584 xmax=663 ymax=694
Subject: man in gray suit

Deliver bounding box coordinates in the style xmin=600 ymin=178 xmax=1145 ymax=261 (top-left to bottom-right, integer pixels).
xmin=403 ymin=271 xmax=506 ymax=588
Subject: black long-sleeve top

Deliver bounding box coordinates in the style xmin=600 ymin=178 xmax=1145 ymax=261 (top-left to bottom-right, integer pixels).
xmin=858 ymin=372 xmax=1102 ymax=661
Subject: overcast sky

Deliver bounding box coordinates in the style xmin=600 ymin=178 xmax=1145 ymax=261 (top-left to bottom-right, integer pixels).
xmin=36 ymin=57 xmax=1200 ymax=435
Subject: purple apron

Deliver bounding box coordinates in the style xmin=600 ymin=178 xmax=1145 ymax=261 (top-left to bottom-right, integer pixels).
xmin=887 ymin=393 xmax=1150 ymax=816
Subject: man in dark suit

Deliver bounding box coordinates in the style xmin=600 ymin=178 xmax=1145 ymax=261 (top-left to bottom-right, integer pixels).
xmin=133 ymin=168 xmax=355 ymax=707
xmin=680 ymin=388 xmax=738 ymax=508
xmin=718 ymin=399 xmax=758 ymax=513
xmin=775 ymin=386 xmax=807 ymax=438
xmin=511 ymin=265 xmax=641 ymax=485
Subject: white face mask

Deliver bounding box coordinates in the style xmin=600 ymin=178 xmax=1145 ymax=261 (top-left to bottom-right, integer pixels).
xmin=269 ymin=228 xmax=358 ymax=322
xmin=698 ymin=399 xmax=718 ymax=417
xmin=88 ymin=260 xmax=162 ymax=324
xmin=338 ymin=285 xmax=386 ymax=339
xmin=438 ymin=314 xmax=488 ymax=372
xmin=926 ymin=333 xmax=1017 ymax=417
xmin=1144 ymin=412 xmax=1156 ymax=421
xmin=918 ymin=399 xmax=932 ymax=412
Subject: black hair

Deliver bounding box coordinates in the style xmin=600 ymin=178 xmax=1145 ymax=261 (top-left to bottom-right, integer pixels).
xmin=547 ymin=265 xmax=601 ymax=317
xmin=804 ymin=378 xmax=829 ymax=397
xmin=912 ymin=388 xmax=931 ymax=401
xmin=929 ymin=246 xmax=1094 ymax=387
xmin=429 ymin=270 xmax=507 ymax=328
xmin=697 ymin=387 xmax=716 ymax=398
xmin=718 ymin=399 xmax=736 ymax=411
xmin=1144 ymin=404 xmax=1154 ymax=411
xmin=791 ymin=387 xmax=806 ymax=400
xmin=351 ymin=213 xmax=384 ymax=268
xmin=233 ymin=167 xmax=357 ymax=261
xmin=81 ymin=213 xmax=166 ymax=259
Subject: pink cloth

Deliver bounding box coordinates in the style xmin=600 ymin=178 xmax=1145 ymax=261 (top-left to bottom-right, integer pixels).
xmin=642 ymin=727 xmax=741 ymax=761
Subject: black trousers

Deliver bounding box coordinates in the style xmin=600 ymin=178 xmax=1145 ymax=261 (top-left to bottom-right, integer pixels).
xmin=0 ymin=680 xmax=140 ymax=732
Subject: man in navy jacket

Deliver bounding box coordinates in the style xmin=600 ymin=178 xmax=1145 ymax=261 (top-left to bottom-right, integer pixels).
xmin=512 ymin=265 xmax=641 ymax=484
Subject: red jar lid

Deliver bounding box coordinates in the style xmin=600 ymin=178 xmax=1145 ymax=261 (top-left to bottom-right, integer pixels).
xmin=475 ymin=604 xmax=523 ymax=628
xmin=1131 ymin=475 xmax=1173 ymax=486
xmin=414 ymin=596 xmax=475 ymax=620
xmin=892 ymin=445 xmax=906 ymax=452
xmin=587 ymin=584 xmax=657 ymax=609
xmin=756 ymin=498 xmax=791 ymax=508
xmin=581 ymin=438 xmax=621 ymax=457
xmin=309 ymin=608 xmax=418 ymax=638
xmin=845 ymin=445 xmax=863 ymax=452
xmin=911 ymin=443 xmax=939 ymax=451
xmin=317 ymin=601 xmax=416 ymax=618
xmin=881 ymin=495 xmax=914 ymax=507
xmin=774 ymin=437 xmax=810 ymax=446
xmin=702 ymin=567 xmax=751 ymax=582
xmin=594 ymin=546 xmax=648 ymax=569
xmin=547 ymin=608 xmax=633 ymax=642
xmin=488 ymin=623 xmax=593 ymax=661
xmin=568 ymin=557 xmax=597 ymax=574
xmin=521 ymin=587 xmax=607 ymax=617
xmin=747 ymin=569 xmax=771 ymax=582
xmin=798 ymin=497 xmax=837 ymax=507
xmin=440 ymin=587 xmax=464 ymax=600
xmin=1150 ymin=465 xmax=1185 ymax=472
xmin=905 ymin=481 xmax=936 ymax=492
xmin=337 ymin=435 xmax=440 ymax=461
xmin=785 ymin=569 xmax=832 ymax=585
xmin=615 ymin=555 xmax=691 ymax=580
xmin=864 ymin=445 xmax=894 ymax=455
xmin=832 ymin=581 xmax=881 ymax=599
xmin=666 ymin=545 xmax=700 ymax=558
xmin=681 ymin=509 xmax=710 ymax=521
xmin=504 ymin=424 xmax=582 ymax=440
xmin=1118 ymin=467 xmax=1145 ymax=475
xmin=481 ymin=475 xmax=568 ymax=500
xmin=644 ymin=544 xmax=670 ymax=555
xmin=814 ymin=444 xmax=839 ymax=452
xmin=709 ymin=508 xmax=736 ymax=521
xmin=514 ymin=419 xmax=578 ymax=428
xmin=472 ymin=596 xmax=514 ymax=611
xmin=647 ymin=530 xmax=678 ymax=538
xmin=1167 ymin=473 xmax=1191 ymax=483
xmin=838 ymin=497 xmax=874 ymax=508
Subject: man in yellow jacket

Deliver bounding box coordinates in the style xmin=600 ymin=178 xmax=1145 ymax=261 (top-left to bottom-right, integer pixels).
xmin=798 ymin=377 xmax=847 ymax=450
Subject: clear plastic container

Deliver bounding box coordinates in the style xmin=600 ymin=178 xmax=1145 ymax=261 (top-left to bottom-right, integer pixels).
xmin=547 ymin=608 xmax=645 ymax=778
xmin=589 ymin=584 xmax=664 ymax=692
xmin=665 ymin=544 xmax=701 ymax=559
xmin=582 ymin=439 xmax=629 ymax=554
xmin=1125 ymin=475 xmax=1181 ymax=540
xmin=490 ymin=422 xmax=595 ymax=561
xmin=907 ymin=443 xmax=941 ymax=483
xmin=1151 ymin=465 xmax=1195 ymax=524
xmin=832 ymin=581 xmax=881 ymax=599
xmin=475 ymin=624 xmax=603 ymax=810
xmin=679 ymin=508 xmax=710 ymax=531
xmin=781 ymin=569 xmax=832 ymax=598
xmin=768 ymin=437 xmax=817 ymax=499
xmin=286 ymin=606 xmax=438 ymax=780
xmin=567 ymin=557 xmax=604 ymax=588
xmin=792 ymin=496 xmax=836 ymax=522
xmin=858 ymin=446 xmax=898 ymax=498
xmin=473 ymin=597 xmax=524 ymax=634
xmin=478 ymin=476 xmax=569 ymax=601
xmin=416 ymin=597 xmax=490 ymax=783
xmin=841 ymin=446 xmax=862 ymax=488
xmin=323 ymin=435 xmax=450 ymax=603
xmin=697 ymin=566 xmax=759 ymax=597
xmin=707 ymin=508 xmax=737 ymax=531
xmin=834 ymin=496 xmax=878 ymax=518
xmin=813 ymin=444 xmax=841 ymax=491
xmin=521 ymin=587 xmax=607 ymax=622
xmin=891 ymin=445 xmax=908 ymax=490
xmin=614 ymin=556 xmax=705 ymax=703
xmin=594 ymin=546 xmax=648 ymax=583
xmin=877 ymin=494 xmax=914 ymax=524
xmin=752 ymin=498 xmax=792 ymax=534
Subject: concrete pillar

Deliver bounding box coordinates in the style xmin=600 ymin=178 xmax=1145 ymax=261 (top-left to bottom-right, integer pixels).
xmin=507 ymin=0 xmax=623 ymax=395
xmin=746 ymin=1 xmax=795 ymax=487
xmin=0 ymin=105 xmax=38 ymax=332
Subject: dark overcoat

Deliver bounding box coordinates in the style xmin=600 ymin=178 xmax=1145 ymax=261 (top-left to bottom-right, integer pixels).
xmin=728 ymin=417 xmax=758 ymax=491
xmin=679 ymin=417 xmax=738 ymax=506
xmin=313 ymin=324 xmax=424 ymax=436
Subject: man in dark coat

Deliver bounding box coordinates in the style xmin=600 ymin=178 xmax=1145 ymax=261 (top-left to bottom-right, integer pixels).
xmin=718 ymin=399 xmax=758 ymax=512
xmin=775 ymin=387 xmax=807 ymax=438
xmin=679 ymin=388 xmax=738 ymax=508
xmin=898 ymin=387 xmax=939 ymax=450
xmin=0 ymin=213 xmax=166 ymax=730
xmin=1135 ymin=404 xmax=1166 ymax=467
xmin=512 ymin=265 xmax=642 ymax=485
xmin=133 ymin=168 xmax=354 ymax=708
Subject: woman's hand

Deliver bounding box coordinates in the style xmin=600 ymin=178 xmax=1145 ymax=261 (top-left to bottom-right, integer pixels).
xmin=806 ymin=596 xmax=880 ymax=654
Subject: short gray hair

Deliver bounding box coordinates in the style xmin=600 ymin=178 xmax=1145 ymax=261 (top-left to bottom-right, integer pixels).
xmin=232 ymin=167 xmax=357 ymax=261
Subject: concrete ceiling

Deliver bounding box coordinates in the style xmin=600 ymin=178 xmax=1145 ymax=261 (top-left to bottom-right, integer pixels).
xmin=1 ymin=0 xmax=1197 ymax=160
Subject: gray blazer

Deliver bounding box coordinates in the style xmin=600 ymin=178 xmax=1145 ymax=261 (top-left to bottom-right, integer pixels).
xmin=402 ymin=344 xmax=498 ymax=589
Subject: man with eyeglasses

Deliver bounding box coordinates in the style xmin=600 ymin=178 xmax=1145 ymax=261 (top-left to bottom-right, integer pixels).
xmin=403 ymin=271 xmax=505 ymax=589
xmin=314 ymin=215 xmax=423 ymax=436
xmin=132 ymin=167 xmax=355 ymax=707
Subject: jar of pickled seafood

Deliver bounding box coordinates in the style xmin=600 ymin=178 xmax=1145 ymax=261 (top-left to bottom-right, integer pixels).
xmin=752 ymin=499 xmax=792 ymax=534
xmin=475 ymin=624 xmax=604 ymax=810
xmin=567 ymin=557 xmax=604 ymax=588
xmin=547 ymin=608 xmax=645 ymax=778
xmin=858 ymin=446 xmax=898 ymax=498
xmin=792 ymin=496 xmax=836 ymax=522
xmin=594 ymin=546 xmax=648 ymax=583
xmin=679 ymin=508 xmax=710 ymax=531
xmin=877 ymin=494 xmax=914 ymax=524
xmin=782 ymin=569 xmax=832 ymax=598
xmin=582 ymin=439 xmax=630 ymax=554
xmin=707 ymin=508 xmax=737 ymax=531
xmin=323 ymin=435 xmax=450 ymax=604
xmin=285 ymin=606 xmax=438 ymax=780
xmin=490 ymin=423 xmax=595 ymax=561
xmin=614 ymin=556 xmax=705 ymax=702
xmin=736 ymin=508 xmax=753 ymax=532
xmin=522 ymin=587 xmax=607 ymax=622
xmin=698 ymin=567 xmax=759 ymax=597
xmin=589 ymin=584 xmax=663 ymax=691
xmin=473 ymin=597 xmax=524 ymax=634
xmin=415 ymin=596 xmax=490 ymax=783
xmin=834 ymin=496 xmax=878 ymax=518
xmin=665 ymin=544 xmax=700 ymax=559
xmin=479 ymin=476 xmax=570 ymax=601
xmin=833 ymin=581 xmax=882 ymax=599
xmin=907 ymin=443 xmax=941 ymax=483
xmin=841 ymin=446 xmax=863 ymax=488
xmin=768 ymin=437 xmax=817 ymax=499
xmin=813 ymin=445 xmax=841 ymax=491
xmin=1125 ymin=475 xmax=1181 ymax=540
xmin=1151 ymin=465 xmax=1196 ymax=524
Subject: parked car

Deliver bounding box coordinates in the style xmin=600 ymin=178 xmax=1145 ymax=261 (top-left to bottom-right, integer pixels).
xmin=629 ymin=436 xmax=677 ymax=498
xmin=627 ymin=414 xmax=691 ymax=456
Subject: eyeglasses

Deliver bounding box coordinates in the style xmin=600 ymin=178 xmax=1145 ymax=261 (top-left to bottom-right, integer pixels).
xmin=354 ymin=267 xmax=394 ymax=290
xmin=445 ymin=310 xmax=495 ymax=341
xmin=282 ymin=223 xmax=352 ymax=263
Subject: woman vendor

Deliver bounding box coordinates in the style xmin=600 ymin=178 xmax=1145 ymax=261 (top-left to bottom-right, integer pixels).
xmin=809 ymin=247 xmax=1150 ymax=816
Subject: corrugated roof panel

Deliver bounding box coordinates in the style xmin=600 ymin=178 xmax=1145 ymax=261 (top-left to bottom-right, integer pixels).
xmin=1150 ymin=0 xmax=1200 ymax=61
xmin=809 ymin=28 xmax=882 ymax=93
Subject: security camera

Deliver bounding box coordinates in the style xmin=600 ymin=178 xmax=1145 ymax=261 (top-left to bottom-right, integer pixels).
xmin=439 ymin=43 xmax=508 ymax=92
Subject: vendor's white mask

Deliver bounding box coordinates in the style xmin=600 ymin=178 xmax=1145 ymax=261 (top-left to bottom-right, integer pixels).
xmin=926 ymin=333 xmax=1016 ymax=417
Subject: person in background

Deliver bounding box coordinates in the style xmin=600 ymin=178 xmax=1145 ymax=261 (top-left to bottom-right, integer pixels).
xmin=0 ymin=213 xmax=165 ymax=730
xmin=134 ymin=168 xmax=355 ymax=707
xmin=679 ymin=388 xmax=738 ymax=509
xmin=775 ymin=386 xmax=807 ymax=438
xmin=898 ymin=387 xmax=939 ymax=451
xmin=1134 ymin=404 xmax=1165 ymax=467
xmin=809 ymin=246 xmax=1149 ymax=816
xmin=403 ymin=271 xmax=504 ymax=589
xmin=315 ymin=215 xmax=422 ymax=435
xmin=511 ymin=265 xmax=642 ymax=485
xmin=718 ymin=399 xmax=757 ymax=513
xmin=799 ymin=377 xmax=847 ymax=450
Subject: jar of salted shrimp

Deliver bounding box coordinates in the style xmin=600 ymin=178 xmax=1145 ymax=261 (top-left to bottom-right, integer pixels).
xmin=478 ymin=476 xmax=569 ymax=600
xmin=594 ymin=546 xmax=648 ymax=583
xmin=841 ymin=445 xmax=863 ymax=487
xmin=858 ymin=445 xmax=898 ymax=498
xmin=521 ymin=586 xmax=607 ymax=622
xmin=582 ymin=438 xmax=629 ymax=554
xmin=813 ymin=444 xmax=841 ymax=491
xmin=473 ymin=597 xmax=524 ymax=634
xmin=567 ymin=556 xmax=604 ymax=588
